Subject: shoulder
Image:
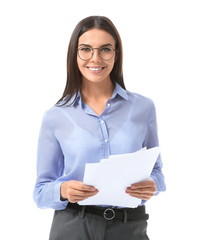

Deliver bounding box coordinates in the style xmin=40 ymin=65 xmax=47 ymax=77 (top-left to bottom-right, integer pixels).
xmin=45 ymin=105 xmax=61 ymax=116
xmin=124 ymin=90 xmax=157 ymax=122
xmin=43 ymin=104 xmax=70 ymax=124
xmin=126 ymin=89 xmax=155 ymax=109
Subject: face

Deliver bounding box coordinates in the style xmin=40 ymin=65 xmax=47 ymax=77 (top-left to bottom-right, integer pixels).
xmin=77 ymin=28 xmax=116 ymax=84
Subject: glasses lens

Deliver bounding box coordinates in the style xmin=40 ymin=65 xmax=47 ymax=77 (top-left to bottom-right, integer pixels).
xmin=78 ymin=46 xmax=92 ymax=60
xmin=100 ymin=46 xmax=114 ymax=60
xmin=78 ymin=46 xmax=114 ymax=60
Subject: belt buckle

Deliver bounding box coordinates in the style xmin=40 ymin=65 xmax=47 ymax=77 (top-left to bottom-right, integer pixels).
xmin=103 ymin=208 xmax=115 ymax=220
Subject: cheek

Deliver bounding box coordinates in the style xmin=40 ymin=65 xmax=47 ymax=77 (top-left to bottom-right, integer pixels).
xmin=107 ymin=60 xmax=115 ymax=72
xmin=77 ymin=58 xmax=86 ymax=72
xmin=77 ymin=57 xmax=81 ymax=69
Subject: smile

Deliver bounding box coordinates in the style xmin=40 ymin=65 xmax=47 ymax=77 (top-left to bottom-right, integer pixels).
xmin=89 ymin=67 xmax=103 ymax=71
xmin=87 ymin=66 xmax=106 ymax=73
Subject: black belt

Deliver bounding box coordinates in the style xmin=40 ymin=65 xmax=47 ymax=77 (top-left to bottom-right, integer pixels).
xmin=67 ymin=203 xmax=149 ymax=221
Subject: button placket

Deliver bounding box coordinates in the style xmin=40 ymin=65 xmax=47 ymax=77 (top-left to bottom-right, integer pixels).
xmin=102 ymin=100 xmax=111 ymax=115
xmin=99 ymin=118 xmax=110 ymax=157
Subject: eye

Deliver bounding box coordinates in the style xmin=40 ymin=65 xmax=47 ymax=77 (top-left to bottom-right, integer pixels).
xmin=80 ymin=47 xmax=91 ymax=52
xmin=101 ymin=47 xmax=112 ymax=52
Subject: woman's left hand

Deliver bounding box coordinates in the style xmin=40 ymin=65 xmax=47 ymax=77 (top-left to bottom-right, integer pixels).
xmin=125 ymin=179 xmax=156 ymax=200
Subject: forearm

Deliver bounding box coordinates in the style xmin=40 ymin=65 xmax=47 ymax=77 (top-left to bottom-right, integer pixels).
xmin=150 ymin=155 xmax=166 ymax=194
xmin=33 ymin=178 xmax=68 ymax=210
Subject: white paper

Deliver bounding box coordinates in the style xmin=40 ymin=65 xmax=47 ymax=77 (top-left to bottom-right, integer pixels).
xmin=78 ymin=146 xmax=160 ymax=208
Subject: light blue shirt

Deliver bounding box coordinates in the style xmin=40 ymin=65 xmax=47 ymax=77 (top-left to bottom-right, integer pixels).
xmin=33 ymin=82 xmax=166 ymax=210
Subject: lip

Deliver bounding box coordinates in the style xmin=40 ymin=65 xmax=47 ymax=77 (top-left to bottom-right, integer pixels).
xmin=87 ymin=66 xmax=106 ymax=74
xmin=87 ymin=66 xmax=105 ymax=68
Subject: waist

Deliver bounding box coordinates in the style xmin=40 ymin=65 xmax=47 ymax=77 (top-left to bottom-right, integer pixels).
xmin=67 ymin=202 xmax=149 ymax=222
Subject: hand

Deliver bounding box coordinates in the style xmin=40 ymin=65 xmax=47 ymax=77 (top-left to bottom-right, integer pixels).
xmin=60 ymin=180 xmax=99 ymax=203
xmin=125 ymin=179 xmax=156 ymax=200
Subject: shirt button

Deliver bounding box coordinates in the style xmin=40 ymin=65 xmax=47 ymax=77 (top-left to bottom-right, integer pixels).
xmin=107 ymin=103 xmax=110 ymax=107
xmin=104 ymin=139 xmax=108 ymax=143
xmin=100 ymin=120 xmax=104 ymax=124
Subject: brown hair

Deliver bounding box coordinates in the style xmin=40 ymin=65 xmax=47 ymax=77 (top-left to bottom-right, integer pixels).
xmin=57 ymin=16 xmax=126 ymax=106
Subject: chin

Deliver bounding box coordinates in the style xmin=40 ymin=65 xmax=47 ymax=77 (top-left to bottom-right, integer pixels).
xmin=82 ymin=77 xmax=111 ymax=84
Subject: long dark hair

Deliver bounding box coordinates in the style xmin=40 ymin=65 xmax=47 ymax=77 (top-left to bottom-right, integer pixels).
xmin=57 ymin=16 xmax=126 ymax=106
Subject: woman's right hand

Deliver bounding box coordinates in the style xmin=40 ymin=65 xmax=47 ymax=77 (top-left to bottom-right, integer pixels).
xmin=60 ymin=180 xmax=99 ymax=203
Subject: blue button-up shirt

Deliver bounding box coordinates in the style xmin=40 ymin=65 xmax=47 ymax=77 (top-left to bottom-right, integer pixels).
xmin=33 ymin=82 xmax=166 ymax=210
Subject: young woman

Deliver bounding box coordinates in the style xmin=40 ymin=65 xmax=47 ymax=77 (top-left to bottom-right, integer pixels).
xmin=33 ymin=16 xmax=166 ymax=240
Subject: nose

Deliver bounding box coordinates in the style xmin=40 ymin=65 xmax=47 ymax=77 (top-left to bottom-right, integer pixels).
xmin=91 ymin=48 xmax=102 ymax=62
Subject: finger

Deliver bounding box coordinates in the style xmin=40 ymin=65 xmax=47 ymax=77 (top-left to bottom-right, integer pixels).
xmin=127 ymin=192 xmax=154 ymax=200
xmin=131 ymin=180 xmax=155 ymax=189
xmin=78 ymin=184 xmax=97 ymax=192
xmin=126 ymin=186 xmax=156 ymax=193
xmin=67 ymin=190 xmax=98 ymax=203
xmin=69 ymin=194 xmax=96 ymax=203
xmin=69 ymin=180 xmax=97 ymax=192
xmin=68 ymin=188 xmax=98 ymax=198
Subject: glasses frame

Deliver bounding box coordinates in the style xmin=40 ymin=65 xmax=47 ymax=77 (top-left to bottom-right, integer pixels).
xmin=77 ymin=45 xmax=115 ymax=61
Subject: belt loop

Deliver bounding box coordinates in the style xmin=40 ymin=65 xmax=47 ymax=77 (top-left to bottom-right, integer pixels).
xmin=123 ymin=209 xmax=128 ymax=224
xmin=79 ymin=206 xmax=86 ymax=219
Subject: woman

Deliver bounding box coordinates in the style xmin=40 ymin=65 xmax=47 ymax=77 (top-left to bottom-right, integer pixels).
xmin=33 ymin=16 xmax=166 ymax=240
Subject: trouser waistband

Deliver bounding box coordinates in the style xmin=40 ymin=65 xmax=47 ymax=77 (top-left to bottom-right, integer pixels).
xmin=67 ymin=202 xmax=149 ymax=223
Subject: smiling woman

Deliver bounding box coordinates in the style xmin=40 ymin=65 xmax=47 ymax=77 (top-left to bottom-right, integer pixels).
xmin=33 ymin=15 xmax=165 ymax=240
xmin=77 ymin=29 xmax=116 ymax=86
xmin=57 ymin=16 xmax=125 ymax=107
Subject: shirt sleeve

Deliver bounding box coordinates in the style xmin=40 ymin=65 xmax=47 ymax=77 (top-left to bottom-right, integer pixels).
xmin=33 ymin=111 xmax=68 ymax=210
xmin=143 ymin=101 xmax=166 ymax=195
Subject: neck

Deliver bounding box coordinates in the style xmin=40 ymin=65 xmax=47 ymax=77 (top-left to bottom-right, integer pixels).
xmin=81 ymin=78 xmax=115 ymax=102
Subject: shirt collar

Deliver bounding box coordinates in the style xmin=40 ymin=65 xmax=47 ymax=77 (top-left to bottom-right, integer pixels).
xmin=73 ymin=82 xmax=128 ymax=107
xmin=111 ymin=82 xmax=128 ymax=101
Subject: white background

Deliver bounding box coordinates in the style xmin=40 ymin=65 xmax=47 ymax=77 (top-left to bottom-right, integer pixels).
xmin=0 ymin=0 xmax=202 ymax=239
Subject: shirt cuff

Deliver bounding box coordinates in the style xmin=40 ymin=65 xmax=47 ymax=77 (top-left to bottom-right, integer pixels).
xmin=54 ymin=181 xmax=69 ymax=210
xmin=149 ymin=176 xmax=160 ymax=196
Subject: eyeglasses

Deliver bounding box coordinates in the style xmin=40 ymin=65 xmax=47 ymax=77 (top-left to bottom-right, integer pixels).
xmin=78 ymin=45 xmax=115 ymax=61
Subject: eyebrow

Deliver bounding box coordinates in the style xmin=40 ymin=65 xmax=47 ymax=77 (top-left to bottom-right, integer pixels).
xmin=79 ymin=43 xmax=113 ymax=48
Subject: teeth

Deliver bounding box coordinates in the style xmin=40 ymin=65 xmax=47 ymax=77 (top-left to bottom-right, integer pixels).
xmin=89 ymin=67 xmax=102 ymax=71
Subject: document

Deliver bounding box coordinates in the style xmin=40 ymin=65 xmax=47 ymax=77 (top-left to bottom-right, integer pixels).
xmin=78 ymin=146 xmax=160 ymax=208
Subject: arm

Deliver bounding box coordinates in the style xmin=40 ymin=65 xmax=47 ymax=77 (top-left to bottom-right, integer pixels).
xmin=143 ymin=101 xmax=166 ymax=195
xmin=33 ymin=111 xmax=98 ymax=209
xmin=33 ymin=111 xmax=68 ymax=210
xmin=126 ymin=101 xmax=166 ymax=200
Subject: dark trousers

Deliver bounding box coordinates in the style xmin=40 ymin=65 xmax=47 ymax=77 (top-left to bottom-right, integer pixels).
xmin=49 ymin=206 xmax=150 ymax=240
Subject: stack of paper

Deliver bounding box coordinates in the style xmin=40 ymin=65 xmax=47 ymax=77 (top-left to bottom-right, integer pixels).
xmin=79 ymin=146 xmax=160 ymax=208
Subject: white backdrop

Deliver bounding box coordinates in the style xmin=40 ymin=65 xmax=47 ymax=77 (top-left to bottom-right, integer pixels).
xmin=0 ymin=0 xmax=202 ymax=239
